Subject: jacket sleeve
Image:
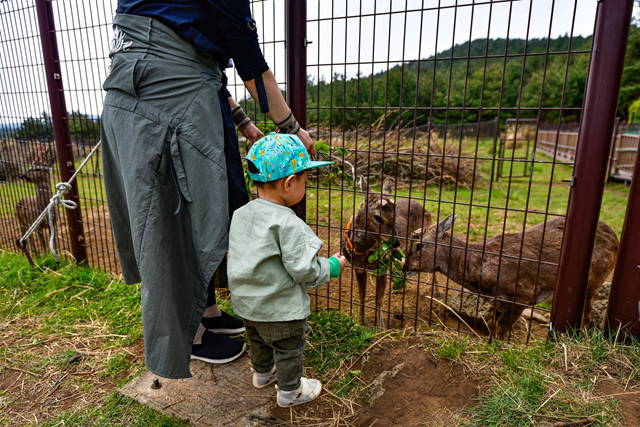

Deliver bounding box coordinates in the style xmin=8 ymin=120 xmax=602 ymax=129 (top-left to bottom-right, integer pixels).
xmin=209 ymin=0 xmax=269 ymax=81
xmin=280 ymin=221 xmax=331 ymax=289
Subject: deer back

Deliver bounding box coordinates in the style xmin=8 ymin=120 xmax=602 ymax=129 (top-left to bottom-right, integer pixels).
xmin=405 ymin=215 xmax=619 ymax=306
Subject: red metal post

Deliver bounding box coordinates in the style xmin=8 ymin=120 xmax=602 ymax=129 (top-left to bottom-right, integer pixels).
xmin=549 ymin=0 xmax=634 ymax=335
xmin=605 ymin=145 xmax=640 ymax=340
xmin=286 ymin=0 xmax=308 ymax=220
xmin=35 ymin=0 xmax=87 ymax=263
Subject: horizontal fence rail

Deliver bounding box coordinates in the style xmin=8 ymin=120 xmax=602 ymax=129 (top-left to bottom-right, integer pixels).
xmin=0 ymin=0 xmax=634 ymax=343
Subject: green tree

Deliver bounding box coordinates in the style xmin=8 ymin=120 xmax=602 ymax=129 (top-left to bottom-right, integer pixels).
xmin=618 ymin=19 xmax=640 ymax=120
xmin=13 ymin=112 xmax=53 ymax=141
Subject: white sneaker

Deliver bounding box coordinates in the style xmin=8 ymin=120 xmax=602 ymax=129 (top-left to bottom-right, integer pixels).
xmin=252 ymin=366 xmax=277 ymax=389
xmin=276 ymin=377 xmax=322 ymax=407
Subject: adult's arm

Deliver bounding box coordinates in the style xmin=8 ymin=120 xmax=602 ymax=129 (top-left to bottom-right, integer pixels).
xmin=214 ymin=1 xmax=315 ymax=154
xmin=243 ymin=70 xmax=315 ymax=154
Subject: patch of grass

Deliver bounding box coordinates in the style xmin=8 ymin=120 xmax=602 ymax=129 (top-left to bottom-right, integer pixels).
xmin=332 ymin=369 xmax=363 ymax=398
xmin=433 ymin=335 xmax=470 ymax=362
xmin=305 ymin=310 xmax=373 ymax=376
xmin=102 ymin=352 xmax=131 ymax=379
xmin=0 ymin=250 xmax=143 ymax=349
xmin=464 ymin=329 xmax=639 ymax=426
xmin=41 ymin=392 xmax=189 ymax=426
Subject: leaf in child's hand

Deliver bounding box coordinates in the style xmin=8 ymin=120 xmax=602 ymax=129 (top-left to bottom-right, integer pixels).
xmin=314 ymin=141 xmax=331 ymax=152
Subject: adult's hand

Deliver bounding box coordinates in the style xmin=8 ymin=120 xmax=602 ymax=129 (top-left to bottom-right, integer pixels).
xmin=241 ymin=122 xmax=264 ymax=144
xmin=296 ymin=128 xmax=315 ymax=155
xmin=244 ymin=69 xmax=315 ymax=154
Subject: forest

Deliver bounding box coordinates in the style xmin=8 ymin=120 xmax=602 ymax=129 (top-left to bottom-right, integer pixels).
xmin=298 ymin=24 xmax=640 ymax=130
xmin=4 ymin=20 xmax=640 ymax=139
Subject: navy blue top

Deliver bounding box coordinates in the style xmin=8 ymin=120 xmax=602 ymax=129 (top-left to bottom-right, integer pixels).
xmin=116 ymin=0 xmax=269 ymax=81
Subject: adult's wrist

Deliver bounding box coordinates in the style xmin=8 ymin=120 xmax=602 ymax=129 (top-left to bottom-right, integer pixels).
xmin=232 ymin=105 xmax=252 ymax=132
xmin=274 ymin=111 xmax=301 ymax=135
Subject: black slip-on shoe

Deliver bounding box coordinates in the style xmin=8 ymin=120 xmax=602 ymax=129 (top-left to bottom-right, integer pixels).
xmin=190 ymin=330 xmax=246 ymax=364
xmin=201 ymin=311 xmax=245 ymax=334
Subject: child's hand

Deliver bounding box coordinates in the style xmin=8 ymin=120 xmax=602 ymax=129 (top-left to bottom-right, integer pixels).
xmin=332 ymin=253 xmax=347 ymax=272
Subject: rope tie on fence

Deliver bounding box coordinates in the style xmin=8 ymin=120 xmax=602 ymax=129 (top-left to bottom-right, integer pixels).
xmin=17 ymin=141 xmax=102 ymax=264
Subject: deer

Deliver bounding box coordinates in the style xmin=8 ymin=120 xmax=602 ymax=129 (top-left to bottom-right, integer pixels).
xmin=342 ymin=176 xmax=432 ymax=328
xmin=403 ymin=213 xmax=619 ymax=339
xmin=16 ymin=149 xmax=57 ymax=253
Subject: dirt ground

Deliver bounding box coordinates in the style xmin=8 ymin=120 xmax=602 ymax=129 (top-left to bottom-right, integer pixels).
xmin=271 ymin=335 xmax=482 ymax=426
xmin=1 ymin=204 xmax=631 ymax=426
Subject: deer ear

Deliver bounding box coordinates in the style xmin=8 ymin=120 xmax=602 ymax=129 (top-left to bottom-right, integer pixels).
xmin=410 ymin=228 xmax=423 ymax=240
xmin=436 ymin=213 xmax=457 ymax=237
xmin=382 ymin=177 xmax=393 ymax=195
xmin=359 ymin=176 xmax=372 ymax=196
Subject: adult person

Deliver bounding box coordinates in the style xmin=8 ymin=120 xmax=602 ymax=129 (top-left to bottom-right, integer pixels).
xmin=100 ymin=0 xmax=315 ymax=379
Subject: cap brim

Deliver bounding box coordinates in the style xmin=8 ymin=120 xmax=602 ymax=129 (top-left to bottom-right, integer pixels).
xmin=305 ymin=160 xmax=334 ymax=170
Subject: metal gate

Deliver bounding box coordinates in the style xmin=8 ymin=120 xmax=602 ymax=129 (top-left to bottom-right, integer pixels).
xmin=0 ymin=0 xmax=637 ymax=342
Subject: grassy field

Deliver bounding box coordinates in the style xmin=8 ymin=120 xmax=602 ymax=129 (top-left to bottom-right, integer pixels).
xmin=1 ymin=136 xmax=630 ymax=245
xmin=1 ymin=251 xmax=639 ymax=426
xmin=305 ymin=137 xmax=629 ymax=242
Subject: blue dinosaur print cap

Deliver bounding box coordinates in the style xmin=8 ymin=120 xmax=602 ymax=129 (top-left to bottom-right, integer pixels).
xmin=247 ymin=133 xmax=333 ymax=182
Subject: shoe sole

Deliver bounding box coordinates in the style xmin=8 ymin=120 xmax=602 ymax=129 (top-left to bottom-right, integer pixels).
xmin=253 ymin=377 xmax=277 ymax=389
xmin=190 ymin=343 xmax=246 ymax=364
xmin=207 ymin=327 xmax=246 ymax=334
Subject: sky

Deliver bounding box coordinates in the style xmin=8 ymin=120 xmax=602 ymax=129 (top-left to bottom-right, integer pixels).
xmin=0 ymin=0 xmax=637 ymax=124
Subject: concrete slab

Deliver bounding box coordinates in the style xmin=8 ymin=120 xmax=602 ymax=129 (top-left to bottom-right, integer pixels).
xmin=118 ymin=354 xmax=278 ymax=426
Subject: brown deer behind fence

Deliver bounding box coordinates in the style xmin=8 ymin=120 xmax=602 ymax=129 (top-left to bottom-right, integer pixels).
xmin=343 ymin=176 xmax=432 ymax=327
xmin=403 ymin=214 xmax=619 ymax=339
xmin=15 ymin=150 xmax=58 ymax=253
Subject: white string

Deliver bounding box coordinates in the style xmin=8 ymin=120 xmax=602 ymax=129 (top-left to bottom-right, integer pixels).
xmin=18 ymin=140 xmax=102 ymax=263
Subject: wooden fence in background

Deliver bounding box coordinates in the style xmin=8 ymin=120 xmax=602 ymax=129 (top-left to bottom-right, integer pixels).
xmin=536 ymin=127 xmax=639 ymax=182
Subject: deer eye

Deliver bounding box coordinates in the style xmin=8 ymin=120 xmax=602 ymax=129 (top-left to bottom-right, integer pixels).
xmin=415 ymin=243 xmax=423 ymax=251
xmin=373 ymin=214 xmax=383 ymax=224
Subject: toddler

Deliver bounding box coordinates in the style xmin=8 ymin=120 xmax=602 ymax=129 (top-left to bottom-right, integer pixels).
xmin=227 ymin=133 xmax=346 ymax=407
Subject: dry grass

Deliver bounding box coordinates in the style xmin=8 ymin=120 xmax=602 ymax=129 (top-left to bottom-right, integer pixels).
xmin=315 ymin=129 xmax=478 ymax=188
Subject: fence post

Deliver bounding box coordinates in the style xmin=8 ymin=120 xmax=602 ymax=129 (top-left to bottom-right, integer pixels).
xmin=607 ymin=117 xmax=620 ymax=183
xmin=549 ymin=0 xmax=634 ymax=335
xmin=286 ymin=0 xmax=308 ymax=220
xmin=35 ymin=0 xmax=87 ymax=263
xmin=605 ymin=145 xmax=640 ymax=341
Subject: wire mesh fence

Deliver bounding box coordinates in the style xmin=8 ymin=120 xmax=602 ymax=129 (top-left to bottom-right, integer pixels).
xmin=0 ymin=0 xmax=631 ymax=343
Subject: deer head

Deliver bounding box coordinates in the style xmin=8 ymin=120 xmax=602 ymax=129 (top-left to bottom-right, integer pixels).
xmin=19 ymin=147 xmax=56 ymax=185
xmin=351 ymin=176 xmax=400 ymax=250
xmin=403 ymin=213 xmax=457 ymax=274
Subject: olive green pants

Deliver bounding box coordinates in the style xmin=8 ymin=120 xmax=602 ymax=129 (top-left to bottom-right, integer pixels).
xmin=243 ymin=319 xmax=308 ymax=391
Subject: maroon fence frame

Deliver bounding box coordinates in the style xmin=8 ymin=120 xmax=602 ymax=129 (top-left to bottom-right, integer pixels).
xmin=0 ymin=0 xmax=637 ymax=343
xmin=286 ymin=0 xmax=307 ymax=220
xmin=605 ymin=148 xmax=640 ymax=340
xmin=34 ymin=0 xmax=86 ymax=263
xmin=550 ymin=0 xmax=634 ymax=335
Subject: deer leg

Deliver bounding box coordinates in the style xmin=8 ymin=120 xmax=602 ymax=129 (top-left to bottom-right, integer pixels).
xmin=375 ymin=275 xmax=387 ymax=329
xmin=581 ymin=282 xmax=599 ymax=328
xmin=494 ymin=303 xmax=525 ymax=340
xmin=37 ymin=228 xmax=47 ymax=254
xmin=355 ymin=270 xmax=367 ymax=324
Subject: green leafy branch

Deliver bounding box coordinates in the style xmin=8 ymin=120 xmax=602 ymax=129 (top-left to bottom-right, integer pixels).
xmin=367 ymin=237 xmax=407 ymax=290
xmin=313 ymin=140 xmax=355 ymax=187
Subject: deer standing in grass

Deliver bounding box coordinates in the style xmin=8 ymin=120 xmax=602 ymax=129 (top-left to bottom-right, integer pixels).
xmin=343 ymin=176 xmax=432 ymax=328
xmin=403 ymin=214 xmax=619 ymax=338
xmin=16 ymin=150 xmax=57 ymax=253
